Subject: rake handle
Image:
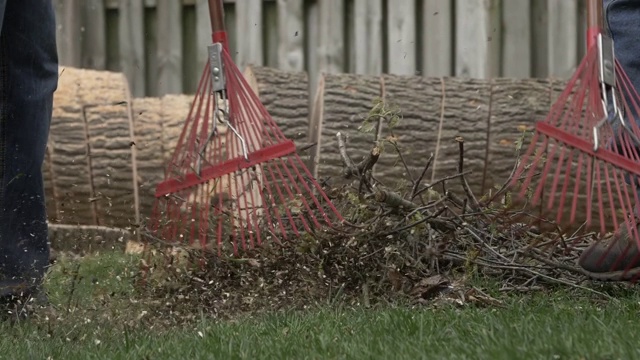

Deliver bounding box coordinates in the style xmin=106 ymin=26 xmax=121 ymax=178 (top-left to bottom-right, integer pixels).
xmin=208 ymin=0 xmax=229 ymax=48
xmin=586 ymin=0 xmax=604 ymax=49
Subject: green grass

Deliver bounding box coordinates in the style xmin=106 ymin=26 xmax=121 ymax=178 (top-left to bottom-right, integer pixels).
xmin=1 ymin=251 xmax=639 ymax=359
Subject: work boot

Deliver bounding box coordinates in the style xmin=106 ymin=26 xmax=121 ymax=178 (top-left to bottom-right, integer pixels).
xmin=0 ymin=283 xmax=49 ymax=323
xmin=578 ymin=221 xmax=640 ymax=281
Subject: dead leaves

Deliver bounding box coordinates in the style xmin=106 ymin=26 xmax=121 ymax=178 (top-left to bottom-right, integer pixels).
xmin=446 ymin=287 xmax=505 ymax=308
xmin=387 ymin=272 xmax=505 ymax=309
xmin=410 ymin=274 xmax=450 ymax=300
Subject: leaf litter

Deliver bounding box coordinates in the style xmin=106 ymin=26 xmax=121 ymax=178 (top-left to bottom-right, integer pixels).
xmin=71 ymin=98 xmax=632 ymax=326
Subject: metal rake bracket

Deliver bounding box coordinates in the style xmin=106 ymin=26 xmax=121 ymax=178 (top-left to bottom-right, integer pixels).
xmin=511 ymin=26 xmax=640 ymax=237
xmin=594 ymin=33 xmax=640 ymax=153
xmin=209 ymin=42 xmax=227 ymax=93
xmin=209 ymin=43 xmax=249 ymax=162
xmin=194 ymin=43 xmax=249 ymax=176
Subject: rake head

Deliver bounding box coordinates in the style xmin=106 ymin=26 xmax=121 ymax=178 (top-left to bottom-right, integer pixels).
xmin=142 ymin=7 xmax=343 ymax=258
xmin=509 ymin=31 xmax=640 ymax=259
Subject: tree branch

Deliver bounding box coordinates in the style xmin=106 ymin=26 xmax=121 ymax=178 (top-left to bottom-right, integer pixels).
xmin=374 ymin=188 xmax=418 ymax=210
xmin=455 ymin=136 xmax=481 ymax=212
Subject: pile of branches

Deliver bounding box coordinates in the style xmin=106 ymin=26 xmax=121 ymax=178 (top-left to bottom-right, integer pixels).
xmin=136 ymin=98 xmax=616 ymax=323
xmin=327 ymin=101 xmax=602 ymax=295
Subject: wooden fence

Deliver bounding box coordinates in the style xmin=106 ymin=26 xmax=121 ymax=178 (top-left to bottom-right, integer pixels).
xmin=54 ymin=0 xmax=588 ymax=98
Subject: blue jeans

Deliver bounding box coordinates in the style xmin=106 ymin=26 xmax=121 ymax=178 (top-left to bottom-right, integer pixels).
xmin=604 ymin=0 xmax=640 ymax=100
xmin=603 ymin=0 xmax=640 ymax=213
xmin=603 ymin=0 xmax=640 ymax=124
xmin=0 ymin=0 xmax=58 ymax=297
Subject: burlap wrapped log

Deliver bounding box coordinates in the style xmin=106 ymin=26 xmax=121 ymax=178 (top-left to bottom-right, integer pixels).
xmin=45 ymin=67 xmax=139 ymax=229
xmin=309 ymin=73 xmax=568 ymax=197
xmin=44 ymin=66 xmax=309 ymax=246
xmin=130 ymin=94 xmax=193 ymax=224
xmin=48 ymin=65 xmax=603 ymax=248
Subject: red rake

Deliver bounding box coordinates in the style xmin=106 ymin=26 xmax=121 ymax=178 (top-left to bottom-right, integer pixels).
xmin=510 ymin=0 xmax=640 ymax=277
xmin=143 ymin=0 xmax=344 ymax=257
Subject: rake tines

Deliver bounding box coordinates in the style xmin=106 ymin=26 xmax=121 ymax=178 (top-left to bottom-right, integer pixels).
xmin=142 ymin=0 xmax=344 ymax=260
xmin=509 ymin=31 xmax=640 ymax=261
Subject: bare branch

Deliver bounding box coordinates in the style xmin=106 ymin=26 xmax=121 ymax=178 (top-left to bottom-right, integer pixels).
xmin=374 ymin=188 xmax=418 ymax=210
xmin=410 ymin=153 xmax=434 ymax=200
xmin=455 ymin=136 xmax=481 ymax=212
xmin=357 ymin=146 xmax=380 ymax=175
xmin=337 ymin=132 xmax=359 ymax=178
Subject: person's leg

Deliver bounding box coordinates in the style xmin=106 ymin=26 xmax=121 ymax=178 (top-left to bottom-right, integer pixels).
xmin=604 ymin=0 xmax=640 ymax=170
xmin=0 ymin=0 xmax=58 ymax=297
xmin=577 ymin=0 xmax=640 ymax=279
xmin=604 ymin=0 xmax=640 ymax=104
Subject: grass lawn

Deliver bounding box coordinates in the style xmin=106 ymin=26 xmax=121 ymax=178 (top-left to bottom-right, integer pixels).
xmin=1 ymin=250 xmax=639 ymax=360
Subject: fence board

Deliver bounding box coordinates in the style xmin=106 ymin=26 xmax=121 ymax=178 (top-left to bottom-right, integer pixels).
xmin=454 ymin=0 xmax=501 ymax=78
xmin=82 ymin=0 xmax=107 ymax=70
xmin=306 ymin=0 xmax=320 ymax=99
xmin=55 ymin=0 xmax=83 ymax=67
xmin=105 ymin=7 xmax=119 ymax=72
xmin=157 ymin=0 xmax=184 ymax=95
xmin=223 ymin=4 xmax=238 ymax=58
xmin=104 ymin=0 xmax=250 ymax=8
xmin=346 ymin=0 xmax=355 ymax=73
xmin=143 ymin=6 xmax=159 ymax=96
xmin=196 ymin=0 xmax=211 ymax=74
xmin=531 ymin=0 xmax=549 ymax=77
xmin=277 ymin=0 xmax=305 ymax=71
xmin=182 ymin=6 xmax=198 ymax=93
xmin=317 ymin=0 xmax=345 ymax=75
xmin=263 ymin=1 xmax=279 ymax=67
xmin=353 ymin=0 xmax=383 ymax=75
xmin=236 ymin=0 xmax=264 ymax=69
xmin=422 ymin=0 xmax=452 ymax=77
xmin=547 ymin=0 xmax=579 ymax=78
xmin=118 ymin=0 xmax=146 ymax=97
xmin=577 ymin=1 xmax=587 ymax=59
xmin=501 ymin=0 xmax=531 ymax=78
xmin=387 ymin=0 xmax=417 ymax=75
